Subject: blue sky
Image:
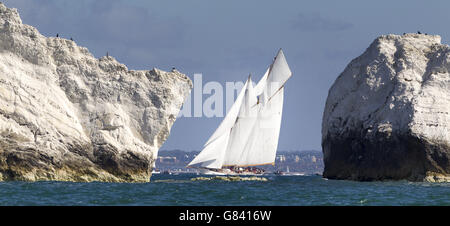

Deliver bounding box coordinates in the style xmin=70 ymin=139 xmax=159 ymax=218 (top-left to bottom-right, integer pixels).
xmin=3 ymin=0 xmax=450 ymax=151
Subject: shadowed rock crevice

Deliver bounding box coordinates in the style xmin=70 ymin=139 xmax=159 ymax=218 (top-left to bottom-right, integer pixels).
xmin=323 ymin=131 xmax=430 ymax=181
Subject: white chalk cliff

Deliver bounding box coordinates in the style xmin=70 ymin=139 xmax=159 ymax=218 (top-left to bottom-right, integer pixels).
xmin=322 ymin=33 xmax=450 ymax=182
xmin=0 ymin=3 xmax=192 ymax=182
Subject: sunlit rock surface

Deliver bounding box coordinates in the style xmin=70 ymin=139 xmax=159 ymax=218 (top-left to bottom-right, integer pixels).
xmin=0 ymin=3 xmax=192 ymax=182
xmin=322 ymin=33 xmax=450 ymax=182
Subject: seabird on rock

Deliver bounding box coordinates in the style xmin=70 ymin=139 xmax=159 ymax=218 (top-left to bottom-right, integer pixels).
xmin=56 ymin=33 xmax=59 ymax=37
xmin=417 ymin=31 xmax=422 ymax=34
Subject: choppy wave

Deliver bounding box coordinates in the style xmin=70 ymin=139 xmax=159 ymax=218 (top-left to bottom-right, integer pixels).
xmin=0 ymin=174 xmax=449 ymax=205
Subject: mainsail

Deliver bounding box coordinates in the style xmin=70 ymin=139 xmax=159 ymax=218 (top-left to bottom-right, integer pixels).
xmin=187 ymin=49 xmax=292 ymax=169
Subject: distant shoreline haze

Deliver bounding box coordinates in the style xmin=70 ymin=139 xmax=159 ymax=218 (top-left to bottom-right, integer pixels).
xmin=156 ymin=150 xmax=324 ymax=174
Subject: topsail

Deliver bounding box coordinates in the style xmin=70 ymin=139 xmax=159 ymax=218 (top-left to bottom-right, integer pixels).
xmin=188 ymin=49 xmax=292 ymax=169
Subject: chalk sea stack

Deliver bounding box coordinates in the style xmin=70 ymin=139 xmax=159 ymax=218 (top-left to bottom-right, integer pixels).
xmin=0 ymin=3 xmax=192 ymax=182
xmin=322 ymin=33 xmax=450 ymax=182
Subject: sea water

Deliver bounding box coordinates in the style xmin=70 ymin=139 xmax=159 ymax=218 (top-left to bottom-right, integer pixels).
xmin=0 ymin=174 xmax=448 ymax=206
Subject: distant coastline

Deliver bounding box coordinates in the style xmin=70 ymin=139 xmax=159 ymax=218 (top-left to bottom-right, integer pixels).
xmin=156 ymin=150 xmax=324 ymax=175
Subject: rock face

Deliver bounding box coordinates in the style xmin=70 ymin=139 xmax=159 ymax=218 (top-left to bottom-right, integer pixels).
xmin=322 ymin=33 xmax=450 ymax=182
xmin=0 ymin=4 xmax=192 ymax=182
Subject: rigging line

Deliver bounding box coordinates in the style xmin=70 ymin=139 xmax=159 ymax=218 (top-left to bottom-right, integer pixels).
xmin=249 ymin=73 xmax=292 ymax=108
xmin=267 ymin=59 xmax=275 ymax=80
xmin=264 ymin=49 xmax=279 ymax=81
xmin=267 ymin=85 xmax=285 ymax=102
xmin=267 ymin=48 xmax=283 ymax=79
xmin=267 ymin=75 xmax=292 ymax=102
xmin=247 ymin=50 xmax=280 ymax=108
xmin=248 ymin=50 xmax=286 ymax=108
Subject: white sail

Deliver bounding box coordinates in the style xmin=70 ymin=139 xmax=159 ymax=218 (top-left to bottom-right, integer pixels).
xmin=254 ymin=67 xmax=269 ymax=95
xmin=222 ymin=76 xmax=258 ymax=166
xmin=266 ymin=49 xmax=292 ymax=97
xmin=228 ymin=49 xmax=290 ymax=166
xmin=242 ymin=86 xmax=284 ymax=166
xmin=188 ymin=49 xmax=292 ymax=169
xmin=204 ymin=77 xmax=249 ymax=147
xmin=186 ymin=131 xmax=229 ymax=168
xmin=187 ymin=79 xmax=250 ymax=169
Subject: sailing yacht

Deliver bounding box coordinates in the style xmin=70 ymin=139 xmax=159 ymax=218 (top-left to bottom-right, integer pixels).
xmin=187 ymin=49 xmax=292 ymax=175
